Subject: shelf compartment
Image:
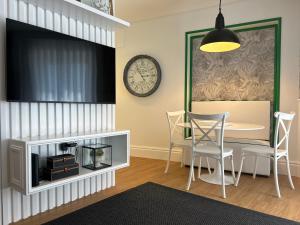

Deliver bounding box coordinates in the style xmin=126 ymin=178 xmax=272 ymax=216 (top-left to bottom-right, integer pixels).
xmin=31 ymin=160 xmax=127 ymax=194
xmin=9 ymin=130 xmax=130 ymax=195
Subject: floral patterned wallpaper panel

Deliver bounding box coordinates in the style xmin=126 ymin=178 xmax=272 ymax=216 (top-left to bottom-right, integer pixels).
xmin=192 ymin=28 xmax=275 ymax=102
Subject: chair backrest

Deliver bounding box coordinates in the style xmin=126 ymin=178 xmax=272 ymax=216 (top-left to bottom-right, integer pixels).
xmin=188 ymin=112 xmax=229 ymax=154
xmin=166 ymin=110 xmax=185 ymax=143
xmin=274 ymin=112 xmax=295 ymax=154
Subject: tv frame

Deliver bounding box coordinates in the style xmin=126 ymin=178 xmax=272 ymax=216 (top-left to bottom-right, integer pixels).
xmin=6 ymin=18 xmax=116 ymax=104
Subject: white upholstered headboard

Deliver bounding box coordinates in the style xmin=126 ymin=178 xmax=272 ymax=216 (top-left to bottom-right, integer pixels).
xmin=191 ymin=101 xmax=270 ymax=140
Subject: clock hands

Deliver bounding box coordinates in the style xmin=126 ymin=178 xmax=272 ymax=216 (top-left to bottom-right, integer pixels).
xmin=136 ymin=66 xmax=146 ymax=81
xmin=139 ymin=74 xmax=155 ymax=78
xmin=136 ymin=66 xmax=145 ymax=80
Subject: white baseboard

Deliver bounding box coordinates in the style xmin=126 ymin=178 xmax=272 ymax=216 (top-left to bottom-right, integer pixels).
xmin=131 ymin=145 xmax=182 ymax=162
xmin=131 ymin=145 xmax=300 ymax=178
xmin=278 ymin=160 xmax=300 ymax=177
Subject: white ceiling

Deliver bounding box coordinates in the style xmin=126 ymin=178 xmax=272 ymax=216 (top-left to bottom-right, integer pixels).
xmin=115 ymin=0 xmax=242 ymax=22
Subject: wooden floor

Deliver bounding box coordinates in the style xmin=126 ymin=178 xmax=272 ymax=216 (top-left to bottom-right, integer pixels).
xmin=13 ymin=157 xmax=300 ymax=224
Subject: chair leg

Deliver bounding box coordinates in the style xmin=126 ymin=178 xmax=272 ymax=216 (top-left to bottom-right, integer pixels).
xmin=253 ymin=156 xmax=258 ymax=179
xmin=186 ymin=156 xmax=194 ymax=190
xmin=274 ymin=158 xmax=281 ymax=198
xmin=235 ymin=154 xmax=244 ymax=187
xmin=221 ymin=158 xmax=226 ymax=199
xmin=192 ymin=158 xmax=195 ymax=181
xmin=285 ymin=155 xmax=295 ymax=190
xmin=164 ymin=145 xmax=172 ymax=173
xmin=181 ymin=148 xmax=184 ymax=168
xmin=231 ymin=155 xmax=236 ymax=181
xmin=206 ymin=157 xmax=212 ymax=174
xmin=198 ymin=157 xmax=202 ymax=179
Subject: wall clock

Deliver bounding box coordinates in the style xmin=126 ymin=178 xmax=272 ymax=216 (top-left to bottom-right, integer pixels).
xmin=123 ymin=55 xmax=162 ymax=97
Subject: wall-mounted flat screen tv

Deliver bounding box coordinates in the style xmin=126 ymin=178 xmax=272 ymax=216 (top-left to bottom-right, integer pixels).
xmin=6 ymin=18 xmax=115 ymax=104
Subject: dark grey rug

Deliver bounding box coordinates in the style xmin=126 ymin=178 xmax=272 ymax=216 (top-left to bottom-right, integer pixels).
xmin=44 ymin=182 xmax=299 ymax=225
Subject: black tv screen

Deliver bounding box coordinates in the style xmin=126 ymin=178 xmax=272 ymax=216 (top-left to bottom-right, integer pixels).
xmin=6 ymin=19 xmax=115 ymax=103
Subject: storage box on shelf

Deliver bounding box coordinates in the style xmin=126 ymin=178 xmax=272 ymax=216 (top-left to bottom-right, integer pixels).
xmin=47 ymin=154 xmax=77 ymax=169
xmin=9 ymin=129 xmax=130 ymax=195
xmin=44 ymin=163 xmax=80 ymax=181
xmin=43 ymin=154 xmax=79 ymax=182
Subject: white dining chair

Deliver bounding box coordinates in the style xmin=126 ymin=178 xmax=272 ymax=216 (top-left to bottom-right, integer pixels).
xmin=235 ymin=112 xmax=295 ymax=198
xmin=165 ymin=111 xmax=211 ymax=175
xmin=186 ymin=112 xmax=235 ymax=199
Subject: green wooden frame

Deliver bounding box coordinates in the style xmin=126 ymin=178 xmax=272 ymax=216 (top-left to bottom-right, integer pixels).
xmin=184 ymin=17 xmax=282 ymax=142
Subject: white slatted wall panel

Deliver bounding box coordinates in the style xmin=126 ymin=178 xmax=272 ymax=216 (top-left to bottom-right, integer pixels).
xmin=0 ymin=0 xmax=116 ymax=224
xmin=0 ymin=0 xmax=5 ymax=223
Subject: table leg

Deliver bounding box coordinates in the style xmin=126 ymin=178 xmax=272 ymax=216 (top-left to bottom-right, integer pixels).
xmin=199 ymin=130 xmax=234 ymax=186
xmin=199 ymin=160 xmax=234 ymax=185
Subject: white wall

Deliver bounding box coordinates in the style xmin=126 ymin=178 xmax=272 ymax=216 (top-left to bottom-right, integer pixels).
xmin=0 ymin=0 xmax=117 ymax=224
xmin=116 ymin=0 xmax=300 ymax=174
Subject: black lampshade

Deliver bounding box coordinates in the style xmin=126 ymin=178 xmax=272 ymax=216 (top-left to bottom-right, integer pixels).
xmin=200 ymin=5 xmax=240 ymax=53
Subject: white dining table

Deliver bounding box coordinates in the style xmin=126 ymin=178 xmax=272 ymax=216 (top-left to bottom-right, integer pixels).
xmin=177 ymin=121 xmax=265 ymax=186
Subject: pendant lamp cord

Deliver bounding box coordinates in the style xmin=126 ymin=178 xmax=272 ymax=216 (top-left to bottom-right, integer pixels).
xmin=219 ymin=0 xmax=222 ymax=12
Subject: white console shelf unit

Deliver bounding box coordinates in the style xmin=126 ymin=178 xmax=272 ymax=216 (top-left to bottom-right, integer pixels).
xmin=23 ymin=0 xmax=130 ymax=29
xmin=9 ymin=129 xmax=130 ymax=195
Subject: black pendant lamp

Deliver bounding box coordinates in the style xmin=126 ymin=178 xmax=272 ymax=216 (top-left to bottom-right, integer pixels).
xmin=200 ymin=0 xmax=240 ymax=53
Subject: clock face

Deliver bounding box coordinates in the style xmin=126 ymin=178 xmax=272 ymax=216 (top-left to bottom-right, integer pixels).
xmin=123 ymin=55 xmax=161 ymax=97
